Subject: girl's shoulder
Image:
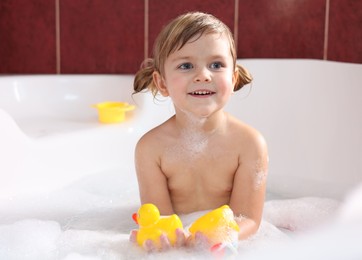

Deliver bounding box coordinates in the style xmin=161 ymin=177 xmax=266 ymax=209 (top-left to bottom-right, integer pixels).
xmin=137 ymin=116 xmax=176 ymax=147
xmin=227 ymin=113 xmax=268 ymax=154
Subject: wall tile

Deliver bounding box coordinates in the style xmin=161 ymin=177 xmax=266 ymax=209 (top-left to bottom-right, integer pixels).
xmin=0 ymin=0 xmax=56 ymax=74
xmin=0 ymin=0 xmax=360 ymax=75
xmin=237 ymin=0 xmax=326 ymax=59
xmin=328 ymin=0 xmax=362 ymax=63
xmin=148 ymin=0 xmax=235 ymax=58
xmin=60 ymin=0 xmax=144 ymax=74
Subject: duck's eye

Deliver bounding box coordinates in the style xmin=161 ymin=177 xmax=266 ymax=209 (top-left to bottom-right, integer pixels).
xmin=178 ymin=63 xmax=193 ymax=70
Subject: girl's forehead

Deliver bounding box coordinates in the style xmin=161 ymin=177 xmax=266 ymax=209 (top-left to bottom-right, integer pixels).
xmin=168 ymin=33 xmax=231 ymax=59
xmin=183 ymin=32 xmax=228 ymax=48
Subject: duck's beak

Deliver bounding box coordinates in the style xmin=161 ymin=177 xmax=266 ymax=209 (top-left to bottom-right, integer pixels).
xmin=132 ymin=213 xmax=138 ymax=224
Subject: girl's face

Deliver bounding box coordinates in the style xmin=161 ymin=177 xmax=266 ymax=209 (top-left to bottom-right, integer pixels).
xmin=153 ymin=33 xmax=236 ymax=119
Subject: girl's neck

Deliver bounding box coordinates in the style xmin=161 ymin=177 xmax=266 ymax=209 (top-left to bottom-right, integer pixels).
xmin=170 ymin=109 xmax=227 ymax=156
xmin=174 ymin=108 xmax=227 ymax=135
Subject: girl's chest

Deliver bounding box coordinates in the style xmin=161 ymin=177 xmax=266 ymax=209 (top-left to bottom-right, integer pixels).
xmin=161 ymin=143 xmax=239 ymax=181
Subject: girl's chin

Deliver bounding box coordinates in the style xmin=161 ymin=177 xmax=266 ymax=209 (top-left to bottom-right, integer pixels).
xmin=178 ymin=108 xmax=223 ymax=120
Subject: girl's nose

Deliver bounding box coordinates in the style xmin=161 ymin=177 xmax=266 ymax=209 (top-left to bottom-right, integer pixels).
xmin=194 ymin=68 xmax=211 ymax=82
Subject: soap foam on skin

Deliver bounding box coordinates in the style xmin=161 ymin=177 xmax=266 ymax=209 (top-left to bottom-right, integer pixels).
xmin=179 ymin=128 xmax=209 ymax=156
xmin=173 ymin=108 xmax=226 ymax=158
xmin=251 ymin=157 xmax=269 ymax=190
xmin=171 ymin=109 xmax=211 ymax=158
xmin=254 ymin=171 xmax=267 ymax=190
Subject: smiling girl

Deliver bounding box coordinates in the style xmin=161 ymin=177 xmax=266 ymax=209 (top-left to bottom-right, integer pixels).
xmin=132 ymin=12 xmax=268 ymax=250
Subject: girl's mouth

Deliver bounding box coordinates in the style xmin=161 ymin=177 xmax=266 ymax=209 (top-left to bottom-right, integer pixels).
xmin=189 ymin=90 xmax=215 ymax=96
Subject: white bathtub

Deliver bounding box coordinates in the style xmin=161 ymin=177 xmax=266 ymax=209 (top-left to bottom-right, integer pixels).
xmin=0 ymin=59 xmax=361 ymax=259
xmin=0 ymin=74 xmax=174 ymax=200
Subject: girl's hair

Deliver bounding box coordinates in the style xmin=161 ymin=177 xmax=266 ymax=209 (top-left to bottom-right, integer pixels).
xmin=133 ymin=12 xmax=252 ymax=96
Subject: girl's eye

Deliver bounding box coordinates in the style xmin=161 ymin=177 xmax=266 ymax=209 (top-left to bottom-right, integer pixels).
xmin=178 ymin=63 xmax=193 ymax=70
xmin=210 ymin=62 xmax=223 ymax=69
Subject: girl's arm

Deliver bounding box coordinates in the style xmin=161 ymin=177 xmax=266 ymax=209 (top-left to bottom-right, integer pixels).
xmin=134 ymin=132 xmax=175 ymax=215
xmin=229 ymin=129 xmax=268 ymax=240
xmin=133 ymin=134 xmax=187 ymax=251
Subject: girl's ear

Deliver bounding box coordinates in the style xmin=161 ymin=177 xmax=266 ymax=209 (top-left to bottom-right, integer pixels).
xmin=153 ymin=71 xmax=169 ymax=97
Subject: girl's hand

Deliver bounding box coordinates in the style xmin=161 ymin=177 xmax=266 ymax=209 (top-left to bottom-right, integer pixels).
xmin=186 ymin=231 xmax=210 ymax=248
xmin=186 ymin=231 xmax=238 ymax=256
xmin=129 ymin=228 xmax=186 ymax=252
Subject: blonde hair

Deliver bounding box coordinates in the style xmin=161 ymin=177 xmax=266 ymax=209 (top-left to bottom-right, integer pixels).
xmin=133 ymin=12 xmax=252 ymax=96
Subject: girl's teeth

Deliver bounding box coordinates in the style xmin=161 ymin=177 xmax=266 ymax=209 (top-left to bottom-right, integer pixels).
xmin=193 ymin=91 xmax=211 ymax=95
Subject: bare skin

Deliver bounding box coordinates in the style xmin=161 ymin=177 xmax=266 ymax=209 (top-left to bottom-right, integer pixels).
xmin=134 ymin=33 xmax=268 ymax=246
xmin=135 ymin=111 xmax=268 ymax=240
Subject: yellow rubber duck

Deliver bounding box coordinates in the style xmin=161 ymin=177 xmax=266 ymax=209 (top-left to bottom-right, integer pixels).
xmin=189 ymin=205 xmax=240 ymax=246
xmin=132 ymin=203 xmax=183 ymax=248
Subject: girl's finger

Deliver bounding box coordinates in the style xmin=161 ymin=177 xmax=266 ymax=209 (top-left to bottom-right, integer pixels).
xmin=160 ymin=233 xmax=171 ymax=250
xmin=175 ymin=228 xmax=186 ymax=248
xmin=129 ymin=230 xmax=138 ymax=243
xmin=143 ymin=239 xmax=157 ymax=252
xmin=195 ymin=231 xmax=210 ymax=248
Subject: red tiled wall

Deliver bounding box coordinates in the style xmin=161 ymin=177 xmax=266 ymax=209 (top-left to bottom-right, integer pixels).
xmin=60 ymin=0 xmax=144 ymax=74
xmin=0 ymin=0 xmax=361 ymax=74
xmin=328 ymin=1 xmax=362 ymax=63
xmin=237 ymin=0 xmax=326 ymax=59
xmin=0 ymin=0 xmax=56 ymax=73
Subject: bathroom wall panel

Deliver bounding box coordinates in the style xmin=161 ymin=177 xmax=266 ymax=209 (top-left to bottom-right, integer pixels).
xmin=0 ymin=0 xmax=56 ymax=73
xmin=0 ymin=0 xmax=360 ymax=75
xmin=328 ymin=0 xmax=362 ymax=63
xmin=60 ymin=0 xmax=144 ymax=74
xmin=148 ymin=0 xmax=235 ymax=58
xmin=237 ymin=0 xmax=326 ymax=59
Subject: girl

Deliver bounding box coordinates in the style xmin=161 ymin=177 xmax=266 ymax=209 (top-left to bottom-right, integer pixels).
xmin=132 ymin=12 xmax=268 ymax=250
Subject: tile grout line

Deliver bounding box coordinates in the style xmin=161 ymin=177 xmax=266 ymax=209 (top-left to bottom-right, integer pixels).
xmin=144 ymin=0 xmax=149 ymax=60
xmin=55 ymin=0 xmax=61 ymax=74
xmin=234 ymin=0 xmax=239 ymax=55
xmin=323 ymin=0 xmax=330 ymax=60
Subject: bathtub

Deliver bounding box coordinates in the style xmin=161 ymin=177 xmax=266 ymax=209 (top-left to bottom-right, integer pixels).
xmin=0 ymin=59 xmax=361 ymax=259
xmin=0 ymin=74 xmax=173 ymax=200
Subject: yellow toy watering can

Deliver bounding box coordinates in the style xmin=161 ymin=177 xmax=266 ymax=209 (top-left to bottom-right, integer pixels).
xmin=92 ymin=102 xmax=135 ymax=123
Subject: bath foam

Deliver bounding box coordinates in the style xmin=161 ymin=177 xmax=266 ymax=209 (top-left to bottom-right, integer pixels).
xmin=0 ymin=170 xmax=353 ymax=259
xmin=263 ymin=197 xmax=340 ymax=232
xmin=0 ymin=219 xmax=61 ymax=259
xmin=337 ymin=183 xmax=362 ymax=222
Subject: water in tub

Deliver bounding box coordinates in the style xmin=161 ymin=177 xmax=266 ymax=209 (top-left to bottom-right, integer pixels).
xmin=1 ymin=166 xmax=362 ymax=260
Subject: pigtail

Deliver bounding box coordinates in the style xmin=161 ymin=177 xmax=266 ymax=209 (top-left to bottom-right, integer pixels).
xmin=234 ymin=64 xmax=253 ymax=91
xmin=133 ymin=58 xmax=157 ymax=95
